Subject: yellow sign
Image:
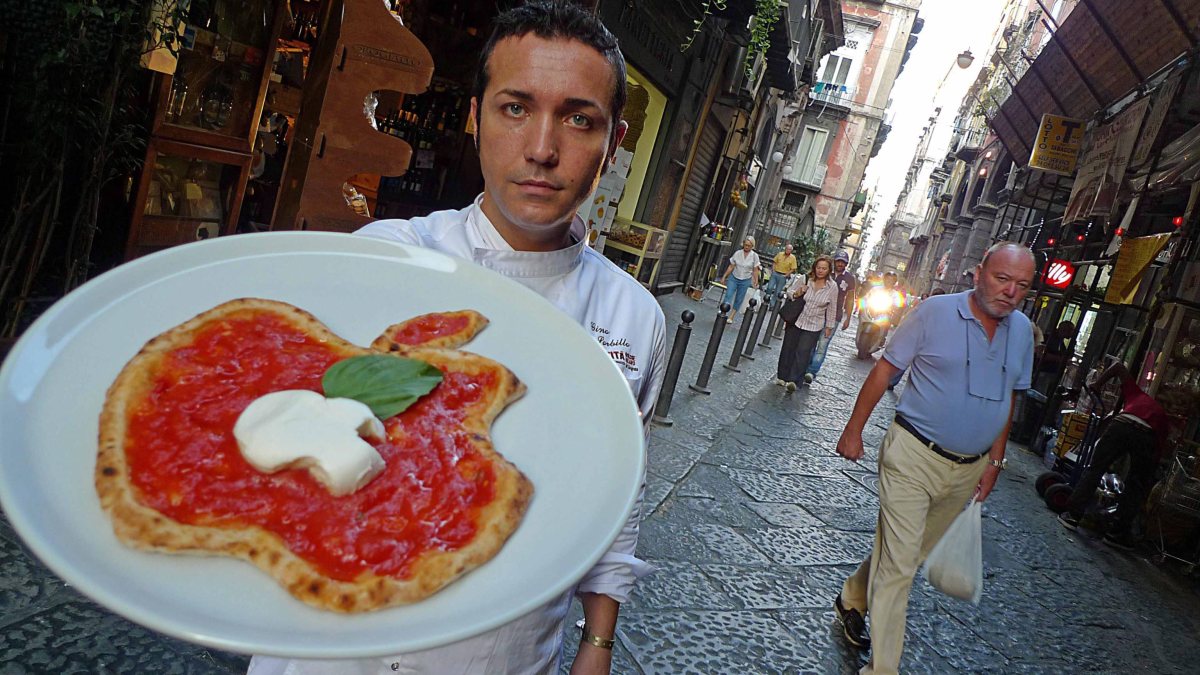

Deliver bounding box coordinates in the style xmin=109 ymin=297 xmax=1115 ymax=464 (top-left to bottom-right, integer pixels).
xmin=1029 ymin=114 xmax=1086 ymax=176
xmin=1104 ymin=233 xmax=1172 ymax=304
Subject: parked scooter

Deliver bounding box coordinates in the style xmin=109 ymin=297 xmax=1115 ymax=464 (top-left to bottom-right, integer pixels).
xmin=855 ymin=285 xmax=903 ymax=359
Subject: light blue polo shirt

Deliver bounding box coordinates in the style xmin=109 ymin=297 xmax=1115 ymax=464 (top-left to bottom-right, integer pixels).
xmin=883 ymin=291 xmax=1033 ymax=455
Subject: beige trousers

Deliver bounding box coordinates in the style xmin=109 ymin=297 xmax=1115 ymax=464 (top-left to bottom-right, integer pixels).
xmin=841 ymin=422 xmax=988 ymax=675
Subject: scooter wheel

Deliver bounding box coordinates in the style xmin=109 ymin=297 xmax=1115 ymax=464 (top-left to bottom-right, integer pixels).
xmin=1035 ymin=471 xmax=1067 ymax=497
xmin=1044 ymin=483 xmax=1074 ymax=513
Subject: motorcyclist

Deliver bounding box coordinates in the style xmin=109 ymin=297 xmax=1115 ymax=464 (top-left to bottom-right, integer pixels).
xmin=855 ymin=271 xmax=905 ymax=360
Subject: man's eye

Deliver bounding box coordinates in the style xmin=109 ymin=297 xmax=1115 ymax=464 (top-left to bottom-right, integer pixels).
xmin=567 ymin=114 xmax=592 ymax=128
xmin=503 ymin=103 xmax=525 ymax=116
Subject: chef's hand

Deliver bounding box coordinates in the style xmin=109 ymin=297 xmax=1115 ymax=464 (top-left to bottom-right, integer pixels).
xmin=836 ymin=427 xmax=865 ymax=462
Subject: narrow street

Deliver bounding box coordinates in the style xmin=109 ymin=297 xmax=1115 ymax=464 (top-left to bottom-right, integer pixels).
xmin=1 ymin=292 xmax=1199 ymax=672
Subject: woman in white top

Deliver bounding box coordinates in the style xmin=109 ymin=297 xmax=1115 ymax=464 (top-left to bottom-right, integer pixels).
xmin=775 ymin=255 xmax=838 ymax=392
xmin=718 ymin=236 xmax=761 ymax=324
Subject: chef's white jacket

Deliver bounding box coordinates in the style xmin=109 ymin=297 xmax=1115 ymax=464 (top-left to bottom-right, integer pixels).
xmin=248 ymin=196 xmax=666 ymax=675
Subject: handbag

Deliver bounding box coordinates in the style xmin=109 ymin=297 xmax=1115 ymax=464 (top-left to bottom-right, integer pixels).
xmin=779 ymin=294 xmax=806 ymax=323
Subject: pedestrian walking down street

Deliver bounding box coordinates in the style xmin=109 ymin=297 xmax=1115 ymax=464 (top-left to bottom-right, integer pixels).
xmin=1059 ymin=359 xmax=1172 ymax=550
xmin=775 ymin=255 xmax=837 ymax=392
xmin=832 ymin=243 xmax=1036 ymax=675
xmin=720 ymin=237 xmax=761 ymax=324
xmin=766 ymin=244 xmax=798 ymax=298
xmin=807 ymin=249 xmax=857 ymax=380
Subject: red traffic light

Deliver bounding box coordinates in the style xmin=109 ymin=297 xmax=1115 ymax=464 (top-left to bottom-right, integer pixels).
xmin=1174 ymin=215 xmax=1185 ymax=227
xmin=1075 ymin=234 xmax=1085 ymax=242
xmin=1046 ymin=237 xmax=1057 ymax=246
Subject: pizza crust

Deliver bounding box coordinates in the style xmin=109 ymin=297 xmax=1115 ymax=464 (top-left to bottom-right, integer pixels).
xmin=96 ymin=299 xmax=532 ymax=612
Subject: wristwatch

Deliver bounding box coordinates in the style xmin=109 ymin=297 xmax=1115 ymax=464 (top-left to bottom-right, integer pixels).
xmin=989 ymin=458 xmax=1008 ymax=470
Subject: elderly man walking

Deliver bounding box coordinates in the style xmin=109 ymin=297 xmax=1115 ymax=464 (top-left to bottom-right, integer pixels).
xmin=831 ymin=242 xmax=1036 ymax=674
xmin=766 ymin=244 xmax=798 ymax=298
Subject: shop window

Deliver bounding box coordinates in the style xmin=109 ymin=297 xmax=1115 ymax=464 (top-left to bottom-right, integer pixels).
xmin=615 ymin=66 xmax=667 ymax=221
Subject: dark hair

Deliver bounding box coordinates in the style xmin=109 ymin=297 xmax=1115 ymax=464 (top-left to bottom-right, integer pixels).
xmin=473 ymin=1 xmax=627 ymax=139
xmin=930 ymin=288 xmax=946 ymax=296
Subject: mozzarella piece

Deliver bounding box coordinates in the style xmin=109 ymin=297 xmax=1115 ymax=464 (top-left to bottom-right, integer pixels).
xmin=234 ymin=390 xmax=386 ymax=496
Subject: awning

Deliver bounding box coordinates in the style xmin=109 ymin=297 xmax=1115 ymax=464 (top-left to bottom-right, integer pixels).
xmin=992 ymin=0 xmax=1200 ymax=167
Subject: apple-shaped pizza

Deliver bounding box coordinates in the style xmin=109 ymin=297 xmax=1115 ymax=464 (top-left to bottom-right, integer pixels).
xmin=96 ymin=299 xmax=531 ymax=612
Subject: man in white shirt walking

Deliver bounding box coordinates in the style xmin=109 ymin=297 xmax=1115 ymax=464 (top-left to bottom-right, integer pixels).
xmin=248 ymin=3 xmax=666 ymax=673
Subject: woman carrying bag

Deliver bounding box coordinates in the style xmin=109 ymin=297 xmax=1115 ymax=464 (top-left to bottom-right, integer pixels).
xmin=775 ymin=255 xmax=838 ymax=392
xmin=719 ymin=236 xmax=762 ymax=324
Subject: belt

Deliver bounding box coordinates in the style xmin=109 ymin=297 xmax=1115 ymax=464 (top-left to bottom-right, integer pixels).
xmin=894 ymin=415 xmax=983 ymax=465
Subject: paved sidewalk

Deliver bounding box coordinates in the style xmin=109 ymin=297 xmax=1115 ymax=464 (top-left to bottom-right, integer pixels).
xmin=2 ymin=291 xmax=1199 ymax=672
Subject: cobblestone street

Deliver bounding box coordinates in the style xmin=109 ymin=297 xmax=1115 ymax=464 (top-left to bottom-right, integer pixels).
xmin=2 ymin=293 xmax=1199 ymax=673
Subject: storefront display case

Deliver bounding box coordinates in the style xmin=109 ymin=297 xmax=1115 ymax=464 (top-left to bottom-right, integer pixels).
xmin=602 ymin=218 xmax=667 ymax=287
xmin=128 ymin=139 xmax=252 ymax=256
xmin=128 ymin=0 xmax=287 ymax=257
xmin=152 ymin=0 xmax=283 ymax=152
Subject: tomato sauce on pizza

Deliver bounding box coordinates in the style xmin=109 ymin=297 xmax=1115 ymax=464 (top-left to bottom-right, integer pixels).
xmin=124 ymin=313 xmax=495 ymax=581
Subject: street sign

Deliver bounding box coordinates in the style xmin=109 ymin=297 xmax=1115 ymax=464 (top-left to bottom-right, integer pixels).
xmin=1043 ymin=259 xmax=1075 ymax=289
xmin=1028 ymin=114 xmax=1085 ymax=176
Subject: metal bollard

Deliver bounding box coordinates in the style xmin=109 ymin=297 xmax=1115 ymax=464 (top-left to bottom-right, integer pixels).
xmin=723 ymin=298 xmax=757 ymax=373
xmin=762 ymin=291 xmax=785 ymax=346
xmin=651 ymin=310 xmax=696 ymax=426
xmin=742 ymin=294 xmax=771 ymax=360
xmin=689 ymin=303 xmax=730 ymax=394
xmin=773 ymin=291 xmax=789 ymax=340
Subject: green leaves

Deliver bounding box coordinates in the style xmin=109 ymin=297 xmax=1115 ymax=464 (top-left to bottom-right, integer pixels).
xmin=322 ymin=355 xmax=444 ymax=420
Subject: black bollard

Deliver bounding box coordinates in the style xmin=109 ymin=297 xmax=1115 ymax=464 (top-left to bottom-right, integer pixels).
xmin=773 ymin=291 xmax=789 ymax=340
xmin=723 ymin=298 xmax=757 ymax=373
xmin=743 ymin=293 xmax=771 ymax=360
xmin=763 ymin=290 xmax=785 ymax=346
xmin=651 ymin=310 xmax=696 ymax=426
xmin=689 ymin=303 xmax=730 ymax=394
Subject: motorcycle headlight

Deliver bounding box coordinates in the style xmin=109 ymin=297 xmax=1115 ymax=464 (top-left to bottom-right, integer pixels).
xmin=866 ymin=291 xmax=893 ymax=314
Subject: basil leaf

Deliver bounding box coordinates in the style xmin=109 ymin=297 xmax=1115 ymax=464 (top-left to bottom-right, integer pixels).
xmin=322 ymin=355 xmax=444 ymax=419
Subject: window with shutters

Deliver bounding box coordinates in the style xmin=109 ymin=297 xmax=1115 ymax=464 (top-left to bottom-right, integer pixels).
xmin=789 ymin=126 xmax=829 ymax=189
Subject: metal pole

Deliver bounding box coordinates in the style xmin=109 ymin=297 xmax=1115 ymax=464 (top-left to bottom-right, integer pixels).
xmin=689 ymin=303 xmax=731 ymax=394
xmin=724 ymin=298 xmax=757 ymax=372
xmin=651 ymin=310 xmax=696 ymax=426
xmin=760 ymin=290 xmax=781 ymax=347
xmin=743 ymin=292 xmax=770 ymax=359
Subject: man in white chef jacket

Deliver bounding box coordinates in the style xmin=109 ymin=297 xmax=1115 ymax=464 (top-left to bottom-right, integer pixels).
xmin=248 ymin=2 xmax=666 ymax=674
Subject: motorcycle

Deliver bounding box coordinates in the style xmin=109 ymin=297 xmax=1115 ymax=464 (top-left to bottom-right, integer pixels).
xmin=855 ymin=286 xmax=903 ymax=359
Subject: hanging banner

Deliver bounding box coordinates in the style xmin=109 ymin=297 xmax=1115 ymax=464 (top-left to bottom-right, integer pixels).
xmin=1063 ymin=99 xmax=1150 ymax=225
xmin=1131 ymin=73 xmax=1183 ymax=168
xmin=1104 ymin=233 xmax=1172 ymax=304
xmin=1028 ymin=114 xmax=1085 ymax=176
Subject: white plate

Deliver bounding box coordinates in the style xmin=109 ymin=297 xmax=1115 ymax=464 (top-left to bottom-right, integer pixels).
xmin=0 ymin=232 xmax=644 ymax=658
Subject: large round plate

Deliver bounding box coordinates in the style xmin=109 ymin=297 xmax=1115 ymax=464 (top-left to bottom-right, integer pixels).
xmin=0 ymin=232 xmax=644 ymax=658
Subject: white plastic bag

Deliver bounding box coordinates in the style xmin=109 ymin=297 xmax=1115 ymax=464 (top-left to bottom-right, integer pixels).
xmin=922 ymin=499 xmax=983 ymax=604
xmin=741 ymin=287 xmax=763 ymax=313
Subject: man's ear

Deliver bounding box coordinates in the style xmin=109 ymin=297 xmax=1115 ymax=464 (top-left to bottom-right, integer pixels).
xmin=469 ymin=96 xmax=480 ymax=151
xmin=608 ymin=120 xmax=629 ymax=162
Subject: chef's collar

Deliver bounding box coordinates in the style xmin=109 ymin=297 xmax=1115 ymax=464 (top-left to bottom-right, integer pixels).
xmin=466 ymin=194 xmax=587 ymax=278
